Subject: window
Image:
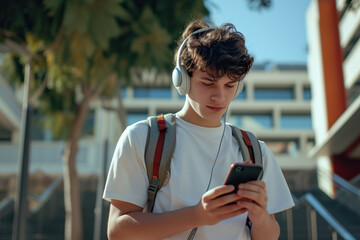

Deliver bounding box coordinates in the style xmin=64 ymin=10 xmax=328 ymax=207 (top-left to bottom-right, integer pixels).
xmin=127 ymin=111 xmax=148 ymax=125
xmin=263 ymin=139 xmax=299 ymax=156
xmin=306 ymin=138 xmax=315 ymax=152
xmin=230 ymin=113 xmax=273 ymax=129
xmin=303 ymin=87 xmax=311 ymax=100
xmin=281 ymin=114 xmax=312 ymax=129
xmin=134 ymin=87 xmax=171 ymax=98
xmin=0 ymin=128 xmax=11 ymax=141
xmin=254 ymin=87 xmax=294 ymax=100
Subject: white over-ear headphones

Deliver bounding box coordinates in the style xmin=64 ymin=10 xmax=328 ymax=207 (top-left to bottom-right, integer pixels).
xmin=172 ymin=27 xmax=244 ymax=99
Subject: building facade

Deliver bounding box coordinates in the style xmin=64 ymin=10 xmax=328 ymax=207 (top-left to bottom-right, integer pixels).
xmin=0 ymin=63 xmax=316 ymax=191
xmin=306 ymin=0 xmax=360 ymax=196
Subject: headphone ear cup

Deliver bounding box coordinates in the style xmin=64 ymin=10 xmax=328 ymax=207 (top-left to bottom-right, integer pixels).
xmin=172 ymin=65 xmax=190 ymax=95
xmin=232 ymin=80 xmax=244 ymax=100
xmin=172 ymin=67 xmax=182 ymax=87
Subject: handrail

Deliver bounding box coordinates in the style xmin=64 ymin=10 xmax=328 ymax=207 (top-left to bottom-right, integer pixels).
xmin=0 ymin=198 xmax=14 ymax=219
xmin=333 ymin=173 xmax=360 ymax=197
xmin=30 ymin=176 xmax=63 ymax=213
xmin=0 ymin=176 xmax=63 ymax=218
xmin=302 ymin=193 xmax=356 ymax=240
xmin=317 ymin=169 xmax=360 ymax=197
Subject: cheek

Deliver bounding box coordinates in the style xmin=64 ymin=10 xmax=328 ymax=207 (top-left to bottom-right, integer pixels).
xmin=228 ymin=87 xmax=238 ymax=100
xmin=189 ymin=84 xmax=208 ymax=99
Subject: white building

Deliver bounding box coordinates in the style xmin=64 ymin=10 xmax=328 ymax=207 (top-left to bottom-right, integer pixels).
xmin=0 ymin=62 xmax=316 ymax=191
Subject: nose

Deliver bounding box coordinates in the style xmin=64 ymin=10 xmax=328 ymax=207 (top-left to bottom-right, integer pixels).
xmin=210 ymin=87 xmax=226 ymax=102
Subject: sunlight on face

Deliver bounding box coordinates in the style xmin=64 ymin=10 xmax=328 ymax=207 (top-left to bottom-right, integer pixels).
xmin=179 ymin=70 xmax=239 ymax=127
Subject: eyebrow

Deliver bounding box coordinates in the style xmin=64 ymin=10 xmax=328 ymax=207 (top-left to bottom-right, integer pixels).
xmin=201 ymin=76 xmax=217 ymax=82
xmin=228 ymin=79 xmax=239 ymax=83
xmin=201 ymin=76 xmax=239 ymax=84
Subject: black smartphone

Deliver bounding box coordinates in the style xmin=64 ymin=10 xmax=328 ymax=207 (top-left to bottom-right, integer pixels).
xmin=223 ymin=163 xmax=263 ymax=194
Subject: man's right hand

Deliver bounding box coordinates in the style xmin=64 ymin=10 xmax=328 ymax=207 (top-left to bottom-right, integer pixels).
xmin=194 ymin=185 xmax=248 ymax=226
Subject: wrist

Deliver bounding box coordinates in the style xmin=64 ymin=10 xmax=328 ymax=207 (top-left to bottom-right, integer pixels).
xmin=187 ymin=203 xmax=204 ymax=228
xmin=250 ymin=212 xmax=273 ymax=227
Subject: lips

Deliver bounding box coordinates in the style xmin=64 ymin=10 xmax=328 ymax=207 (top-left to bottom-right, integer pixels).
xmin=207 ymin=106 xmax=225 ymax=112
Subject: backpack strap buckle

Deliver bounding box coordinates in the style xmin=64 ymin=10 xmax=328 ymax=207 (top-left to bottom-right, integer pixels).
xmin=147 ymin=177 xmax=160 ymax=211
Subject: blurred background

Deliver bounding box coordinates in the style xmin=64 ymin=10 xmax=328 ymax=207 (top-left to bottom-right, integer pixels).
xmin=0 ymin=0 xmax=359 ymax=239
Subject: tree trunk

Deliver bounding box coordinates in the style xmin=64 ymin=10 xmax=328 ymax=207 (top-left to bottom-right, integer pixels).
xmin=63 ymin=99 xmax=90 ymax=240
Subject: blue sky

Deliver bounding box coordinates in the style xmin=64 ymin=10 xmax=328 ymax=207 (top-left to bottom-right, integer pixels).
xmin=207 ymin=0 xmax=311 ymax=64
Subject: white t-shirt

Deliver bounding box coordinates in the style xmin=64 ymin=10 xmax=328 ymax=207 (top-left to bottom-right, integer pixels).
xmin=103 ymin=116 xmax=294 ymax=240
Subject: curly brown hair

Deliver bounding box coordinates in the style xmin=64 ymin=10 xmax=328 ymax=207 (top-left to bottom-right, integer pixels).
xmin=174 ymin=19 xmax=254 ymax=81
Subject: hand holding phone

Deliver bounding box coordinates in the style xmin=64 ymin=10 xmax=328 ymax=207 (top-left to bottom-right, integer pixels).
xmin=223 ymin=163 xmax=263 ymax=194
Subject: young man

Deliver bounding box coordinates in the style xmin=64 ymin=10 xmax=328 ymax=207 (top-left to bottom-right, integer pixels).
xmin=103 ymin=20 xmax=294 ymax=240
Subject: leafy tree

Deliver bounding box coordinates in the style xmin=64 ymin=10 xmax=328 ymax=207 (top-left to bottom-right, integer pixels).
xmin=0 ymin=0 xmax=208 ymax=239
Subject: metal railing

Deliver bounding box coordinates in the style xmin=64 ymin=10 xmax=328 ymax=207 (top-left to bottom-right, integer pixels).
xmin=0 ymin=197 xmax=14 ymax=220
xmin=29 ymin=176 xmax=63 ymax=213
xmin=283 ymin=173 xmax=359 ymax=240
xmin=0 ymin=176 xmax=64 ymax=238
xmin=284 ymin=193 xmax=356 ymax=240
xmin=304 ymin=193 xmax=356 ymax=240
xmin=28 ymin=176 xmax=64 ymax=237
xmin=333 ymin=173 xmax=360 ymax=197
xmin=0 ymin=198 xmax=14 ymax=239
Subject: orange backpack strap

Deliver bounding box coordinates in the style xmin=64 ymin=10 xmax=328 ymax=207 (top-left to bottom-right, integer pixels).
xmin=145 ymin=114 xmax=176 ymax=212
xmin=230 ymin=125 xmax=263 ymax=176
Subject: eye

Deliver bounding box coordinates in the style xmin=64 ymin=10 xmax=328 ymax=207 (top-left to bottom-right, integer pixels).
xmin=202 ymin=82 xmax=213 ymax=87
xmin=226 ymin=83 xmax=236 ymax=88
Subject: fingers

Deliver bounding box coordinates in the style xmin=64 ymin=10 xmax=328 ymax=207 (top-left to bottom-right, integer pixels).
xmin=236 ymin=181 xmax=267 ymax=209
xmin=203 ymin=185 xmax=235 ymax=201
xmin=202 ymin=185 xmax=241 ymax=210
xmin=196 ymin=185 xmax=251 ymax=225
xmin=197 ymin=182 xmax=268 ymax=226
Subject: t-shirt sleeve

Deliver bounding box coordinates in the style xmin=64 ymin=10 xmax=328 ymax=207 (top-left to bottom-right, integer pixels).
xmin=102 ymin=121 xmax=149 ymax=208
xmin=260 ymin=141 xmax=295 ymax=214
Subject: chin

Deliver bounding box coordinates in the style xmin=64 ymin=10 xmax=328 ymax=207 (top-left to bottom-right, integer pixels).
xmin=200 ymin=113 xmax=223 ymax=124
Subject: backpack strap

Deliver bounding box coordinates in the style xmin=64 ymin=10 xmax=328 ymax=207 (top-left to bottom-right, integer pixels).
xmin=230 ymin=125 xmax=263 ymax=178
xmin=145 ymin=113 xmax=176 ymax=212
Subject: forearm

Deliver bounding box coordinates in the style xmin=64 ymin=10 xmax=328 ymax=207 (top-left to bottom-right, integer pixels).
xmin=108 ymin=205 xmax=199 ymax=240
xmin=250 ymin=214 xmax=280 ymax=240
xmin=108 ymin=185 xmax=248 ymax=239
